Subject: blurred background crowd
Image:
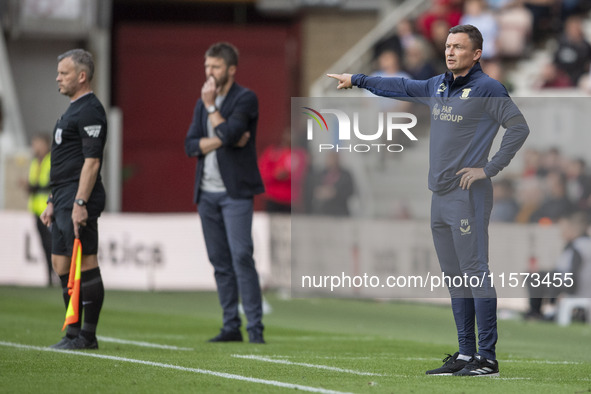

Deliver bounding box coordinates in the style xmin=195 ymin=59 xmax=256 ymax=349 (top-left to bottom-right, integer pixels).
xmin=1 ymin=0 xmax=591 ymax=221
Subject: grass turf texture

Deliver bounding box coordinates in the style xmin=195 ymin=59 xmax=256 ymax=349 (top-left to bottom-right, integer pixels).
xmin=1 ymin=286 xmax=590 ymax=393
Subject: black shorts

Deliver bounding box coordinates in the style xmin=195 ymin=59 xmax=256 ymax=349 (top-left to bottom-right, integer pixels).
xmin=51 ymin=182 xmax=105 ymax=256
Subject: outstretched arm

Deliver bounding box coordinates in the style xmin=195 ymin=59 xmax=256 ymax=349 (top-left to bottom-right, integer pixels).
xmin=328 ymin=72 xmax=432 ymax=100
xmin=327 ymin=73 xmax=353 ymax=89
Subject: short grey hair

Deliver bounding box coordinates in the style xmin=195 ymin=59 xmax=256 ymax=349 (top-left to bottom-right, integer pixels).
xmin=57 ymin=49 xmax=95 ymax=81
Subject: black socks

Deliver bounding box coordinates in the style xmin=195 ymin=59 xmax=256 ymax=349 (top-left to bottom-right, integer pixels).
xmin=60 ymin=267 xmax=104 ymax=341
xmin=80 ymin=267 xmax=104 ymax=340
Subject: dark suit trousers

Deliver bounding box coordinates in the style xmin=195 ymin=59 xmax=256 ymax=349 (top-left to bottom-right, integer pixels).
xmin=198 ymin=190 xmax=264 ymax=335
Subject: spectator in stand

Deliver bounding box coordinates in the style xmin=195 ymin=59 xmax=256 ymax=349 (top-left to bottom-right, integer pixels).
xmin=482 ymin=59 xmax=514 ymax=91
xmin=565 ymin=157 xmax=591 ymax=212
xmin=372 ymin=49 xmax=412 ymax=80
xmin=521 ymin=148 xmax=542 ymax=178
xmin=369 ymin=49 xmax=413 ymax=154
xmin=430 ymin=19 xmax=454 ymax=72
xmin=404 ymin=38 xmax=438 ymax=80
xmin=553 ymin=15 xmax=591 ymax=86
xmin=491 ymin=178 xmax=520 ymax=222
xmin=531 ymin=170 xmax=575 ymax=224
xmin=523 ymin=0 xmax=560 ymax=39
xmin=373 ymin=19 xmax=424 ymax=69
xmin=495 ymin=2 xmax=533 ymax=59
xmin=306 ymin=152 xmax=355 ymax=217
xmin=396 ymin=18 xmax=422 ymax=52
xmin=536 ymin=63 xmax=573 ymax=89
xmin=537 ymin=147 xmax=563 ymax=178
xmin=417 ymin=0 xmax=462 ymax=44
xmin=515 ymin=177 xmax=544 ymax=223
xmin=258 ymin=128 xmax=308 ymax=213
xmin=460 ymin=0 xmax=500 ymax=60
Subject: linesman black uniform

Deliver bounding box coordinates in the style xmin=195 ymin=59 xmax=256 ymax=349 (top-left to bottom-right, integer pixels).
xmin=51 ymin=93 xmax=107 ymax=247
xmin=50 ymin=91 xmax=107 ymax=348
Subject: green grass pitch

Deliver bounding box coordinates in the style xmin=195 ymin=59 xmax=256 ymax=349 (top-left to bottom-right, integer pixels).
xmin=1 ymin=286 xmax=590 ymax=393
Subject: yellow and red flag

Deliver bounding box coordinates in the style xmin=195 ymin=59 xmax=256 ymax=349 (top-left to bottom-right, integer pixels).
xmin=62 ymin=239 xmax=82 ymax=330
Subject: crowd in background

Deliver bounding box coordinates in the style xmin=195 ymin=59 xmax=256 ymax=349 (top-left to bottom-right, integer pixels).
xmin=259 ymin=0 xmax=591 ymax=216
xmin=373 ymin=0 xmax=591 ymax=91
xmin=492 ymin=147 xmax=591 ymax=223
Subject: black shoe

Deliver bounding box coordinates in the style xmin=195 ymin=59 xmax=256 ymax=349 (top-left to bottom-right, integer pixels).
xmin=60 ymin=335 xmax=99 ymax=350
xmin=49 ymin=336 xmax=74 ymax=349
xmin=426 ymin=352 xmax=471 ymax=375
xmin=248 ymin=332 xmax=265 ymax=344
xmin=208 ymin=330 xmax=243 ymax=343
xmin=453 ymin=353 xmax=499 ymax=376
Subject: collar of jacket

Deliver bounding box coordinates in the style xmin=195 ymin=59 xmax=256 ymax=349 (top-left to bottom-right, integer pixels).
xmin=443 ymin=62 xmax=483 ymax=87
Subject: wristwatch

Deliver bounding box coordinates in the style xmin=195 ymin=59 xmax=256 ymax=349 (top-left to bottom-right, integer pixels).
xmin=206 ymin=105 xmax=217 ymax=114
xmin=74 ymin=198 xmax=87 ymax=207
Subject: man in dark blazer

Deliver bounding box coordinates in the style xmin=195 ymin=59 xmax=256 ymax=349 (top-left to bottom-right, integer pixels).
xmin=185 ymin=42 xmax=265 ymax=344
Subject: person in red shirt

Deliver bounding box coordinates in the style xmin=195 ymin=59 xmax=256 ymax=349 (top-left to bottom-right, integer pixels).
xmin=258 ymin=129 xmax=308 ymax=213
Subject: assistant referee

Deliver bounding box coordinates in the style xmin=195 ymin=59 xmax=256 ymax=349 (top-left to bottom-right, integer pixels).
xmin=41 ymin=49 xmax=107 ymax=350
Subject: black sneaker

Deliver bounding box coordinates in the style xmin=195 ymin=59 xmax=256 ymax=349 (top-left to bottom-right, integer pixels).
xmin=453 ymin=353 xmax=499 ymax=376
xmin=60 ymin=335 xmax=99 ymax=350
xmin=426 ymin=352 xmax=471 ymax=375
xmin=248 ymin=332 xmax=265 ymax=344
xmin=49 ymin=336 xmax=74 ymax=349
xmin=208 ymin=330 xmax=243 ymax=343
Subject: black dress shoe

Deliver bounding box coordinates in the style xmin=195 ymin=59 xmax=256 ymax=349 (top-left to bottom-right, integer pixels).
xmin=208 ymin=330 xmax=243 ymax=343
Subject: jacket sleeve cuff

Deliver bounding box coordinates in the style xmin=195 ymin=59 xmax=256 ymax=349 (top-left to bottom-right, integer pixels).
xmin=483 ymin=165 xmax=498 ymax=178
xmin=351 ymin=74 xmax=365 ymax=87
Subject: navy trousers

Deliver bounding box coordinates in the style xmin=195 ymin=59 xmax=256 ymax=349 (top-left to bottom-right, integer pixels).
xmin=198 ymin=191 xmax=264 ymax=335
xmin=430 ymin=179 xmax=497 ymax=360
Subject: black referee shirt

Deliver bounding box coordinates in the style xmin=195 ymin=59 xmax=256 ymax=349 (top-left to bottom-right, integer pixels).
xmin=50 ymin=93 xmax=107 ymax=189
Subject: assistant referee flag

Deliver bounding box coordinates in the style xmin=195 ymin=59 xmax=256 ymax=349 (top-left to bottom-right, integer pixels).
xmin=62 ymin=239 xmax=81 ymax=330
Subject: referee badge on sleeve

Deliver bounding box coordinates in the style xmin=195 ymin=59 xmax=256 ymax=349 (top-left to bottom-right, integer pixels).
xmin=84 ymin=125 xmax=102 ymax=137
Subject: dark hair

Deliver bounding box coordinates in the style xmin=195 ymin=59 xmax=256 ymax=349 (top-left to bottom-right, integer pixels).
xmin=57 ymin=49 xmax=95 ymax=81
xmin=448 ymin=24 xmax=483 ymax=51
xmin=205 ymin=42 xmax=239 ymax=67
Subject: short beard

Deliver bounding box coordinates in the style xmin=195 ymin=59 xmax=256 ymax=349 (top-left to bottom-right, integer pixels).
xmin=214 ymin=73 xmax=229 ymax=89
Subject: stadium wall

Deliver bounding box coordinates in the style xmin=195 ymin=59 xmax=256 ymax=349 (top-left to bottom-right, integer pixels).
xmin=0 ymin=211 xmax=272 ymax=291
xmin=113 ymin=23 xmax=298 ymax=213
xmin=1 ymin=211 xmax=562 ymax=300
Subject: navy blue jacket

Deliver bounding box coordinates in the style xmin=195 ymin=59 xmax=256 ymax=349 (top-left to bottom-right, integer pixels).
xmin=184 ymin=82 xmax=264 ymax=203
xmin=352 ymin=63 xmax=529 ymax=194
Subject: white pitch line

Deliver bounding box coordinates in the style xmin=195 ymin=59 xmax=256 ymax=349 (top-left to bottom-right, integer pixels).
xmin=97 ymin=336 xmax=193 ymax=351
xmin=502 ymin=359 xmax=583 ymax=365
xmin=0 ymin=341 xmax=351 ymax=394
xmin=232 ymin=354 xmax=385 ymax=377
